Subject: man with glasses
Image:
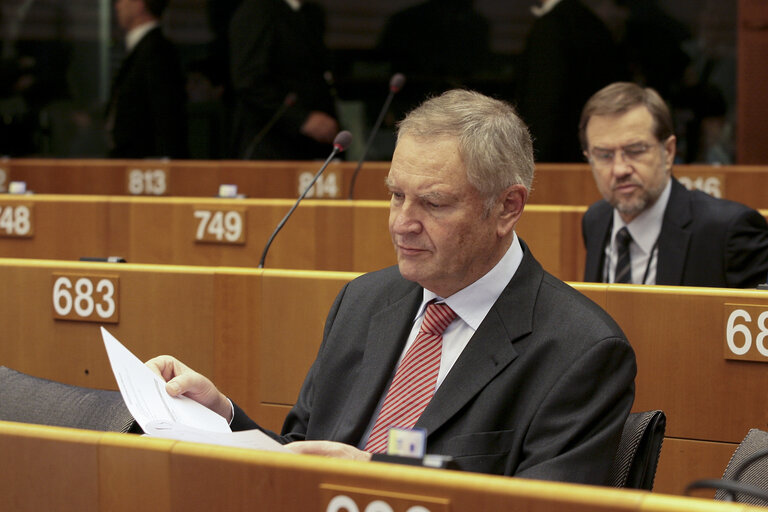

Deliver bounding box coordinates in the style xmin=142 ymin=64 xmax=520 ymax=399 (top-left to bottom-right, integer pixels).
xmin=580 ymin=82 xmax=768 ymax=287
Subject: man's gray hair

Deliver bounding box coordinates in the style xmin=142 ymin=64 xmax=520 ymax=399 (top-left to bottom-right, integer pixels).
xmin=397 ymin=90 xmax=534 ymax=204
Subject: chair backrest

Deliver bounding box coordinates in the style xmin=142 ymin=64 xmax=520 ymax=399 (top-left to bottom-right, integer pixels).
xmin=609 ymin=409 xmax=666 ymax=490
xmin=0 ymin=366 xmax=137 ymax=433
xmin=712 ymin=428 xmax=768 ymax=505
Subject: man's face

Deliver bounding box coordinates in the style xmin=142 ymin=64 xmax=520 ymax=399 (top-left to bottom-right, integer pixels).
xmin=387 ymin=135 xmax=505 ymax=297
xmin=584 ymin=105 xmax=675 ymax=223
xmin=114 ymin=0 xmax=143 ymax=31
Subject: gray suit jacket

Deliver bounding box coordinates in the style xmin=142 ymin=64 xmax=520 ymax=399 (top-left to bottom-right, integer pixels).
xmin=233 ymin=242 xmax=636 ymax=484
xmin=583 ymin=178 xmax=768 ymax=287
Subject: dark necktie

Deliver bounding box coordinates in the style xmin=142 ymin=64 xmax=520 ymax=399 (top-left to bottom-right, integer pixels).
xmin=614 ymin=227 xmax=633 ymax=284
xmin=364 ymin=302 xmax=457 ymax=454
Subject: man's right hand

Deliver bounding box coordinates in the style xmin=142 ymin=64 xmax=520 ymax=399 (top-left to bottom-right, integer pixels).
xmin=300 ymin=111 xmax=339 ymax=144
xmin=145 ymin=355 xmax=233 ymax=422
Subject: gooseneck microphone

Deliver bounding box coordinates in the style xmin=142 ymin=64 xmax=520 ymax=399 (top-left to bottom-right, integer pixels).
xmin=258 ymin=130 xmax=353 ymax=268
xmin=243 ymin=92 xmax=298 ymax=159
xmin=347 ymin=73 xmax=405 ymax=199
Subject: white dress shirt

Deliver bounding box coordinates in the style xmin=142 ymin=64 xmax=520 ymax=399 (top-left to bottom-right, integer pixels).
xmin=604 ymin=179 xmax=672 ymax=284
xmin=125 ymin=21 xmax=159 ymax=53
xmin=359 ymin=234 xmax=524 ymax=446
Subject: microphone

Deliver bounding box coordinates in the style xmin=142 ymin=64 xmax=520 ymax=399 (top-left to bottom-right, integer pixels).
xmin=258 ymin=130 xmax=353 ymax=268
xmin=243 ymin=92 xmax=298 ymax=159
xmin=347 ymin=73 xmax=406 ymax=199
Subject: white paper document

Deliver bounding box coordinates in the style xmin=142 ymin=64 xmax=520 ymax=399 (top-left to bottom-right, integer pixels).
xmin=101 ymin=327 xmax=289 ymax=452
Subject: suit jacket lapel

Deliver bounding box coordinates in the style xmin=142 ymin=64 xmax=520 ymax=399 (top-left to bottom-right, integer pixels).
xmin=330 ymin=284 xmax=422 ymax=443
xmin=656 ymin=178 xmax=692 ymax=285
xmin=416 ymin=244 xmax=543 ymax=437
xmin=584 ymin=202 xmax=612 ymax=282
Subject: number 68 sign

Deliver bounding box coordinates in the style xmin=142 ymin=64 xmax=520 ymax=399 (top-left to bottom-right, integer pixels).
xmin=724 ymin=304 xmax=768 ymax=362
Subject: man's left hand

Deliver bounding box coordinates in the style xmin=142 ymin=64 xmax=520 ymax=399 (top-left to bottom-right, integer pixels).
xmin=285 ymin=440 xmax=373 ymax=462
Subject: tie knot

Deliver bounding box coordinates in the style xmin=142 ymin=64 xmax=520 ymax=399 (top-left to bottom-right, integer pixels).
xmin=421 ymin=302 xmax=457 ymax=336
xmin=616 ymin=226 xmax=632 ymax=248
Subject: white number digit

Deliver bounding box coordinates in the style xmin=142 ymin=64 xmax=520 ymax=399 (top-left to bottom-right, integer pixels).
xmin=74 ymin=278 xmax=95 ymax=317
xmin=326 ymin=495 xmax=359 ymax=512
xmin=14 ymin=205 xmax=30 ymax=235
xmin=726 ymin=309 xmax=752 ymax=355
xmin=223 ymin=211 xmax=242 ymax=242
xmin=194 ymin=210 xmax=211 ymax=239
xmin=298 ymin=171 xmax=316 ymax=198
xmin=364 ymin=501 xmax=394 ymax=512
xmin=53 ymin=277 xmax=73 ymax=316
xmin=754 ymin=311 xmax=768 ymax=357
xmin=144 ymin=171 xmax=154 ymax=194
xmin=406 ymin=507 xmax=432 ymax=512
xmin=678 ymin=176 xmax=692 ymax=190
xmin=128 ymin=169 xmax=144 ymax=194
xmin=703 ymin=176 xmax=721 ymax=198
xmin=207 ymin=210 xmax=225 ymax=240
xmin=0 ymin=206 xmax=13 ymax=234
xmin=317 ymin=173 xmax=340 ymax=198
xmin=96 ymin=279 xmax=116 ymax=319
xmin=152 ymin=169 xmax=167 ymax=195
xmin=0 ymin=169 xmax=6 ymax=192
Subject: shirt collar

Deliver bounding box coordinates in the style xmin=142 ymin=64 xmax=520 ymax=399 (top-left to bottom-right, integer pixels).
xmin=283 ymin=0 xmax=301 ymax=11
xmin=531 ymin=0 xmax=565 ymax=17
xmin=612 ymin=177 xmax=671 ymax=256
xmin=419 ymin=234 xmax=524 ymax=331
xmin=125 ymin=21 xmax=159 ymax=53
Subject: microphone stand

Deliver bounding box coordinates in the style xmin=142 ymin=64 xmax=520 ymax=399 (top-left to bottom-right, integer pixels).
xmin=258 ymin=131 xmax=353 ymax=268
xmin=348 ymin=73 xmax=405 ymax=199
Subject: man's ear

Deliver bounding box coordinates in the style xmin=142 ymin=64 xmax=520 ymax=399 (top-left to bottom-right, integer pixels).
xmin=497 ymin=184 xmax=528 ymax=238
xmin=663 ymin=135 xmax=676 ymax=173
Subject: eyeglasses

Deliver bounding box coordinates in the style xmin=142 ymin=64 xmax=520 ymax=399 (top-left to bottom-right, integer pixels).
xmin=587 ymin=142 xmax=660 ymax=168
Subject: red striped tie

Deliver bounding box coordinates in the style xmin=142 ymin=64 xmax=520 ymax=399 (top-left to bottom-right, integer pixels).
xmin=365 ymin=302 xmax=457 ymax=454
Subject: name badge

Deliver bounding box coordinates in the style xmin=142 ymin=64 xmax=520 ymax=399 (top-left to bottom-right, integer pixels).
xmin=387 ymin=427 xmax=426 ymax=458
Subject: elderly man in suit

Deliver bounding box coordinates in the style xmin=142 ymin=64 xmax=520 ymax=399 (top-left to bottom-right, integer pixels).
xmin=581 ymin=82 xmax=768 ymax=287
xmin=148 ymin=90 xmax=636 ymax=483
xmin=108 ymin=0 xmax=187 ymax=158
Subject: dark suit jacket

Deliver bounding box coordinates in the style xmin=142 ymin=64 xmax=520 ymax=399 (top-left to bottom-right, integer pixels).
xmin=228 ymin=0 xmax=337 ymax=159
xmin=516 ymin=0 xmax=623 ymax=162
xmin=583 ymin=178 xmax=768 ymax=287
xmin=108 ymin=27 xmax=188 ymax=159
xmin=232 ymin=242 xmax=636 ymax=484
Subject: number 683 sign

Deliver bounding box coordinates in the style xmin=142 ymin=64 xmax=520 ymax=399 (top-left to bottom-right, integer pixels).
xmin=52 ymin=274 xmax=119 ymax=323
xmin=724 ymin=304 xmax=768 ymax=362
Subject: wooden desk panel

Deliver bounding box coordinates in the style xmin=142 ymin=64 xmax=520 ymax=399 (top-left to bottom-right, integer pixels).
xmin=2 ymin=420 xmax=755 ymax=512
xmin=606 ymin=285 xmax=768 ymax=443
xmin=5 ymin=158 xmax=768 ymax=209
xmin=653 ymin=438 xmax=737 ymax=496
xmin=0 ymin=259 xmax=217 ymax=389
xmin=0 ymin=196 xmax=587 ymax=280
xmin=0 ymin=422 xmax=101 ymax=510
xmin=3 ymin=260 xmax=768 ymax=495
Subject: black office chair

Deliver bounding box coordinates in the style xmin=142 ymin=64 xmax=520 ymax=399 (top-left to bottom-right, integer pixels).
xmin=0 ymin=365 xmax=138 ymax=433
xmin=608 ymin=410 xmax=666 ymax=490
xmin=686 ymin=428 xmax=768 ymax=506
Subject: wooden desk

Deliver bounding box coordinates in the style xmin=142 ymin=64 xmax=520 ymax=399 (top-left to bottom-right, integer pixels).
xmin=3 ymin=259 xmax=768 ymax=495
xmin=0 ymin=420 xmax=760 ymax=512
xmin=3 ymin=158 xmax=768 ymax=209
xmin=0 ymin=195 xmax=586 ymax=281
